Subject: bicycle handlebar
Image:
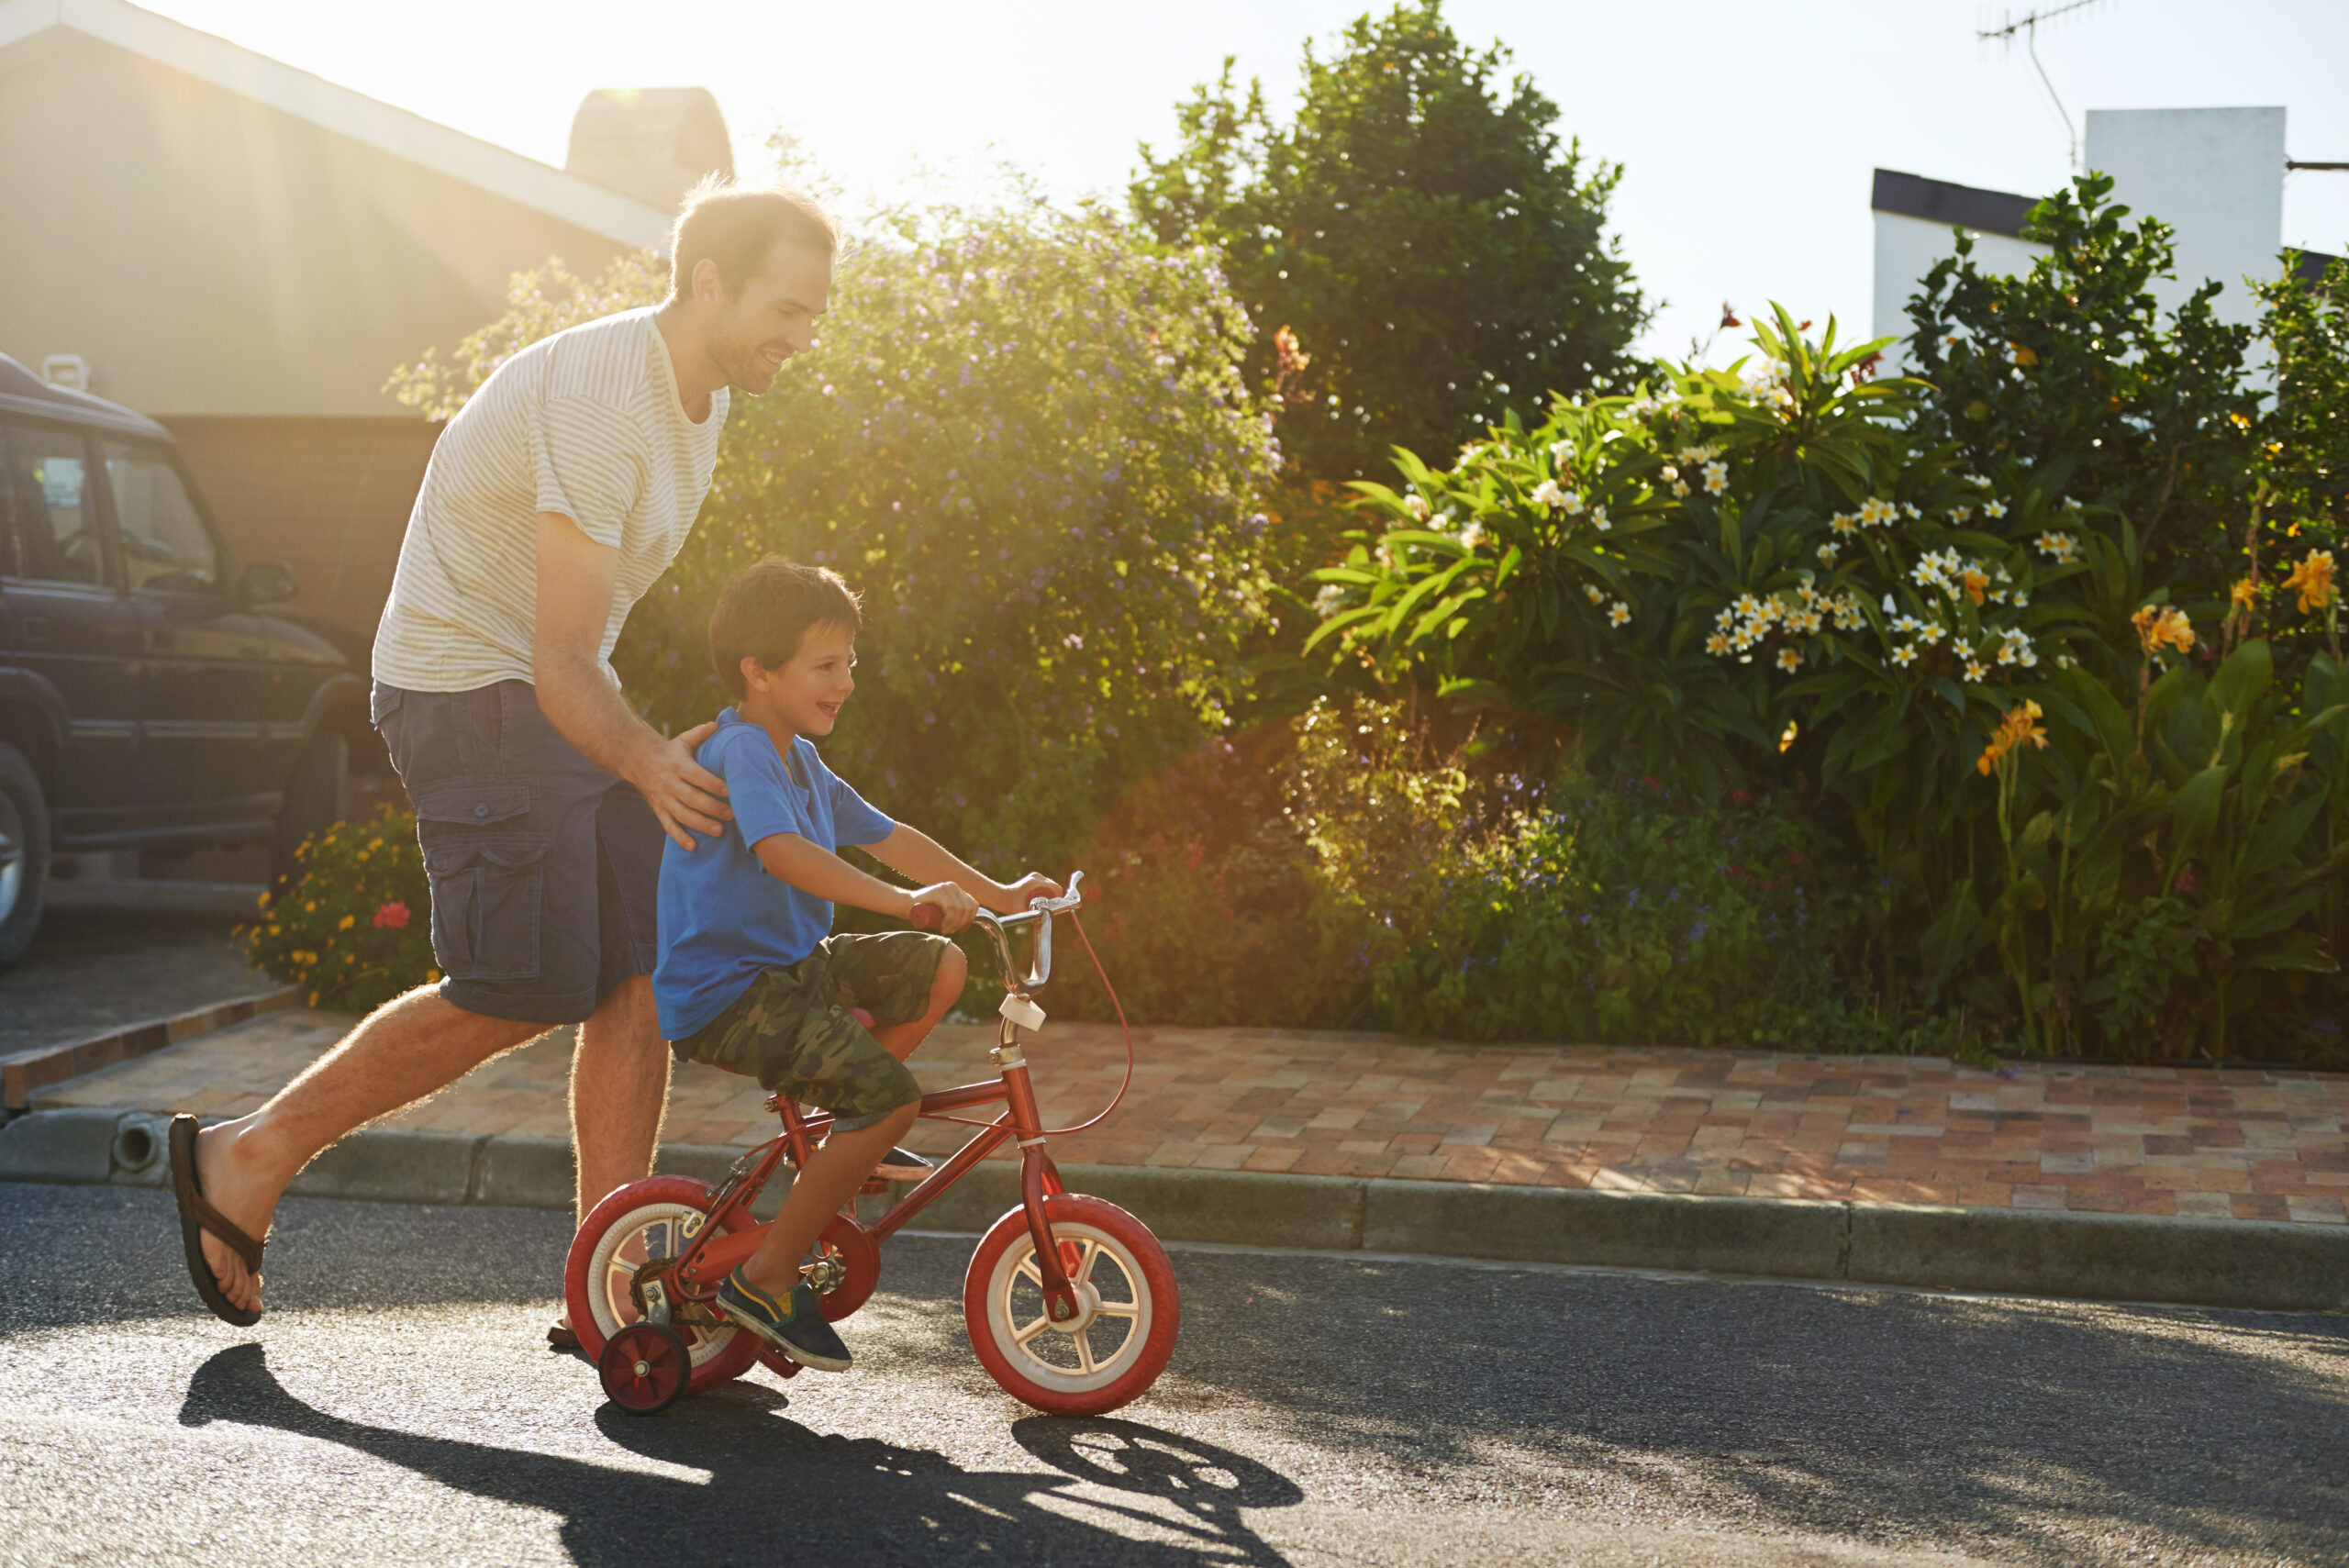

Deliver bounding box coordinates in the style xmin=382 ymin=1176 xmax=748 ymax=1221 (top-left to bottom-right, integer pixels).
xmin=908 ymin=871 xmax=1085 ymax=993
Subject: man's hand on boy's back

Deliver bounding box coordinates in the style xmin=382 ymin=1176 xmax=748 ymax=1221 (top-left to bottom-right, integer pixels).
xmin=630 ymin=720 xmax=732 ymax=851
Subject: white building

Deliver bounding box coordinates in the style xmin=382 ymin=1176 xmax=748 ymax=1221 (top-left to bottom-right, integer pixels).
xmin=1871 ymin=107 xmax=2333 ymax=367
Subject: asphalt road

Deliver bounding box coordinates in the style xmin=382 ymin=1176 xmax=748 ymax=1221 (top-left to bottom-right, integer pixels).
xmin=3 ymin=1184 xmax=2343 ymax=1568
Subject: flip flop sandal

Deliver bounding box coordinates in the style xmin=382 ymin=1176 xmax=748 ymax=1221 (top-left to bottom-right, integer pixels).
xmin=168 ymin=1115 xmax=263 ymax=1329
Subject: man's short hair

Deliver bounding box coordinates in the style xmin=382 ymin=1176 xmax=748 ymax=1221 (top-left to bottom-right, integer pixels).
xmin=709 ymin=557 xmax=863 ymax=698
xmin=669 ymin=176 xmax=839 ymax=300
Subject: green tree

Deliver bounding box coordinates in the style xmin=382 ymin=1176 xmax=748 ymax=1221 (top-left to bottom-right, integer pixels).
xmin=1130 ymin=0 xmax=1646 ymax=484
xmin=1901 ymin=175 xmax=2264 ymax=620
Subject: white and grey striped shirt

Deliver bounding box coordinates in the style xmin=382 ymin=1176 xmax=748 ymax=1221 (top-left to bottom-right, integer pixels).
xmin=373 ymin=307 xmax=729 ymax=693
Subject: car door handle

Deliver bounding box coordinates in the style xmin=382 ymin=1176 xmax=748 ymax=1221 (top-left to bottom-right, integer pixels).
xmin=20 ymin=617 xmax=51 ymax=646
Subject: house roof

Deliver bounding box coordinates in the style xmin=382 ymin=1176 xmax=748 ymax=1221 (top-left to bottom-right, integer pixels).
xmin=1871 ymin=170 xmax=2040 ymax=239
xmin=0 ymin=0 xmax=673 ymax=252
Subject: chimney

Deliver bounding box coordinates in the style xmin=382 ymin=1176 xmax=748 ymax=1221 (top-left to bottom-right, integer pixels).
xmin=565 ymin=87 xmax=734 ymax=214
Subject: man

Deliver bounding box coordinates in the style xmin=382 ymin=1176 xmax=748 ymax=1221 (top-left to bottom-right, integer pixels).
xmin=167 ymin=179 xmax=836 ymax=1329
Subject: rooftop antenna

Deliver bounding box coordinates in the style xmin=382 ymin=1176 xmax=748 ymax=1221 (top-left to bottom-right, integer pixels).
xmin=1978 ymin=0 xmax=2109 ymax=173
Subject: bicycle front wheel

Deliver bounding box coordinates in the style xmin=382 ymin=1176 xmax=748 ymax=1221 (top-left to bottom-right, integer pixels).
xmin=963 ymin=1194 xmax=1180 ymax=1417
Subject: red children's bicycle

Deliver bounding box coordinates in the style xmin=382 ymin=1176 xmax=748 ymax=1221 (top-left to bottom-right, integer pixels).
xmin=562 ymin=873 xmax=1179 ymax=1418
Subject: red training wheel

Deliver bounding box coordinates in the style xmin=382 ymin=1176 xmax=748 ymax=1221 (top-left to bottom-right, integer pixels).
xmin=600 ymin=1321 xmax=692 ymax=1415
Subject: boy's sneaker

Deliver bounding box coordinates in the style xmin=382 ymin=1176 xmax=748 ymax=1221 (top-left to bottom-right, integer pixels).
xmin=874 ymin=1146 xmax=933 ymax=1182
xmin=716 ymin=1269 xmax=852 ymax=1373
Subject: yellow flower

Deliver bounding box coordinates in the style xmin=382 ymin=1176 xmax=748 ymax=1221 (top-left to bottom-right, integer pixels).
xmin=1778 ymin=719 xmax=1798 ymax=752
xmin=2131 ymin=605 xmax=2195 ymax=657
xmin=337 ymin=914 xmax=356 ymax=930
xmin=1776 ymin=647 xmax=1801 ymax=672
xmin=2282 ymin=550 xmax=2336 ymax=614
xmin=2230 ymin=577 xmax=2256 ymax=609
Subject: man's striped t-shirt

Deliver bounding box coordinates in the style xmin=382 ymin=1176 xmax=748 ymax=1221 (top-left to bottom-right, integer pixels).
xmin=372 ymin=307 xmax=729 ymax=693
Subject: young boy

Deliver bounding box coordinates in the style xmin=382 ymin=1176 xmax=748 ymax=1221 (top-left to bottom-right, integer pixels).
xmin=653 ymin=557 xmax=1059 ymax=1372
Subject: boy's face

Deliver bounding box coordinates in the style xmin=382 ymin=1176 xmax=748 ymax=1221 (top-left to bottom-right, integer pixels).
xmin=741 ymin=621 xmax=856 ymax=737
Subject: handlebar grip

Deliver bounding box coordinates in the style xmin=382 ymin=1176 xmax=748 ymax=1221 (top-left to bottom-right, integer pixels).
xmin=909 ymin=902 xmax=944 ymax=930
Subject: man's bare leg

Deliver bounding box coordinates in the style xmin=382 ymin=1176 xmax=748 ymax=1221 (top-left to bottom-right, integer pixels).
xmin=570 ymin=973 xmax=671 ymax=1224
xmin=192 ymin=987 xmax=545 ymax=1315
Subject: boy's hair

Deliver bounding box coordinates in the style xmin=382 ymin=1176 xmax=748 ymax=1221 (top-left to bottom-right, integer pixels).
xmin=668 ymin=176 xmax=839 ymax=300
xmin=708 ymin=557 xmax=862 ymax=699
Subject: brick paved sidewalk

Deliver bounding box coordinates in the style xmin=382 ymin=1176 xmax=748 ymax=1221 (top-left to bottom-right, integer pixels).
xmin=29 ymin=1008 xmax=2349 ymax=1226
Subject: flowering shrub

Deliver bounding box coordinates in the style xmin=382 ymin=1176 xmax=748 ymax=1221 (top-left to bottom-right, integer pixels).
xmin=240 ymin=808 xmax=435 ymax=1013
xmin=1308 ymin=295 xmax=2349 ymax=1061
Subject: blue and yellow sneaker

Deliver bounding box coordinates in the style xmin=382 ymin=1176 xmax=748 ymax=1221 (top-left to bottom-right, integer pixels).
xmin=716 ymin=1268 xmax=852 ymax=1373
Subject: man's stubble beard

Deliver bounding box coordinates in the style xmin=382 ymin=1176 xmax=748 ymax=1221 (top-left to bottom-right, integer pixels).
xmin=708 ymin=306 xmax=785 ymax=396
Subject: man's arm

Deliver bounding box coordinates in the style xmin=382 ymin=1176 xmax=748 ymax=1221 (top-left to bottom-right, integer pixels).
xmin=865 ymin=824 xmax=1061 ymax=915
xmin=752 ymin=832 xmax=981 ymax=932
xmin=532 ymin=512 xmax=730 ymax=851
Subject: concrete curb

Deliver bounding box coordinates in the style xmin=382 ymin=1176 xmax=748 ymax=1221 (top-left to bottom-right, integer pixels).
xmin=6 ymin=1111 xmax=2343 ymax=1313
xmin=0 ymin=986 xmax=299 ymax=1109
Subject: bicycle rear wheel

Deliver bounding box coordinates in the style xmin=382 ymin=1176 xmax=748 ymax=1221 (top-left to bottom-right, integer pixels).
xmin=565 ymin=1176 xmax=759 ymax=1397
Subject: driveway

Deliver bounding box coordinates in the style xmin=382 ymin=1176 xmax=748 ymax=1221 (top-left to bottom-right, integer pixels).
xmin=0 ymin=880 xmax=270 ymax=1056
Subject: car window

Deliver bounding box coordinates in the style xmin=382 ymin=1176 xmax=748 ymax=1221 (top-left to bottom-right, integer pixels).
xmin=103 ymin=441 xmax=217 ymax=593
xmin=2 ymin=424 xmax=106 ymax=586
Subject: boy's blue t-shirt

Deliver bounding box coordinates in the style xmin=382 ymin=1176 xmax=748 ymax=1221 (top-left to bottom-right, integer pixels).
xmin=652 ymin=709 xmax=895 ymax=1040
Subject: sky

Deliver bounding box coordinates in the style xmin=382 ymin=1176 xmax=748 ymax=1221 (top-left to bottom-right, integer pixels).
xmin=139 ymin=0 xmax=2349 ymax=361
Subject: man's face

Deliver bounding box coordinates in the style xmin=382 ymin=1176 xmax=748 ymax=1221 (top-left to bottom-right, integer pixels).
xmin=743 ymin=621 xmax=856 ymax=738
xmin=704 ymin=241 xmax=832 ymax=395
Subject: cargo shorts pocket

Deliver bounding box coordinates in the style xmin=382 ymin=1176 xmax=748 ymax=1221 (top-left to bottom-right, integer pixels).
xmin=415 ymin=779 xmax=548 ymax=983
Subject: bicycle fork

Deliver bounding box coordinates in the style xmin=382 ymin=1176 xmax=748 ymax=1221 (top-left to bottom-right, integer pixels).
xmin=997 ymin=995 xmax=1083 ymax=1327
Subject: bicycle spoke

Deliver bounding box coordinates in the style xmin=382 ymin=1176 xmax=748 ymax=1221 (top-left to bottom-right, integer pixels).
xmin=1096 ymin=1301 xmax=1140 ymax=1318
xmin=1071 ymin=1239 xmax=1100 ymax=1290
xmin=1016 ymin=1256 xmax=1043 ymax=1289
xmin=1013 ymin=1313 xmax=1054 ymax=1346
xmin=1074 ymin=1330 xmax=1097 ymax=1375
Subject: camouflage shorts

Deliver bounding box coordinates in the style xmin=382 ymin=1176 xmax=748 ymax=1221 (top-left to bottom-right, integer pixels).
xmin=672 ymin=931 xmax=946 ymax=1129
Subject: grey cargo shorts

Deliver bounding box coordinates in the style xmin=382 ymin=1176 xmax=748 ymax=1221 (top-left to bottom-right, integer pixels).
xmin=373 ymin=679 xmax=663 ymax=1026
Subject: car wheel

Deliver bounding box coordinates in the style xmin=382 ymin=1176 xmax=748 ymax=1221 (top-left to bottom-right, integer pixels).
xmin=272 ymin=727 xmax=348 ymax=886
xmin=0 ymin=741 xmax=51 ymax=973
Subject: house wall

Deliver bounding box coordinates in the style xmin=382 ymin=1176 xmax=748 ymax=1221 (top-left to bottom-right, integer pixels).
xmin=166 ymin=416 xmax=440 ymax=642
xmin=0 ymin=28 xmax=643 ymax=417
xmin=1870 ymin=213 xmax=2049 ymax=370
xmin=2085 ymin=108 xmax=2287 ymax=331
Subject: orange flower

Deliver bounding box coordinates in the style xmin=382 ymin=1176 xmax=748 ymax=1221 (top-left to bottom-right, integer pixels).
xmin=2229 ymin=577 xmax=2256 ymax=609
xmin=1960 ymin=568 xmax=1990 ymax=605
xmin=1976 ymin=700 xmax=2049 ymax=776
xmin=2281 ymin=550 xmax=2336 ymax=614
xmin=2011 ymin=343 xmax=2039 ymax=367
xmin=2132 ymin=605 xmax=2195 ymax=658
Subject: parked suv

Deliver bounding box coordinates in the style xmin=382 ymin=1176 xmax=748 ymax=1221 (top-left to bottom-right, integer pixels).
xmin=0 ymin=353 xmax=368 ymax=969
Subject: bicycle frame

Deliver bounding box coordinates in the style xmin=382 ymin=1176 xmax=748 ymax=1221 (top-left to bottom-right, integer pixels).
xmin=663 ymin=877 xmax=1092 ymax=1327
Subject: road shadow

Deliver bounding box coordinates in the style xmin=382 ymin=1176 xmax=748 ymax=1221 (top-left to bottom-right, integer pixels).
xmin=1166 ymin=1253 xmax=2349 ymax=1567
xmin=180 ymin=1344 xmax=1299 ymax=1567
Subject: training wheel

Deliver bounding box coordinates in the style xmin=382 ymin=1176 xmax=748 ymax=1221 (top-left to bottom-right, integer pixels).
xmin=600 ymin=1321 xmax=691 ymax=1414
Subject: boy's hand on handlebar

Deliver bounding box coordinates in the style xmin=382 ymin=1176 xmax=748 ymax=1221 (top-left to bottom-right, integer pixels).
xmin=991 ymin=873 xmax=1064 ymax=913
xmin=909 ymin=882 xmax=979 ymax=933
